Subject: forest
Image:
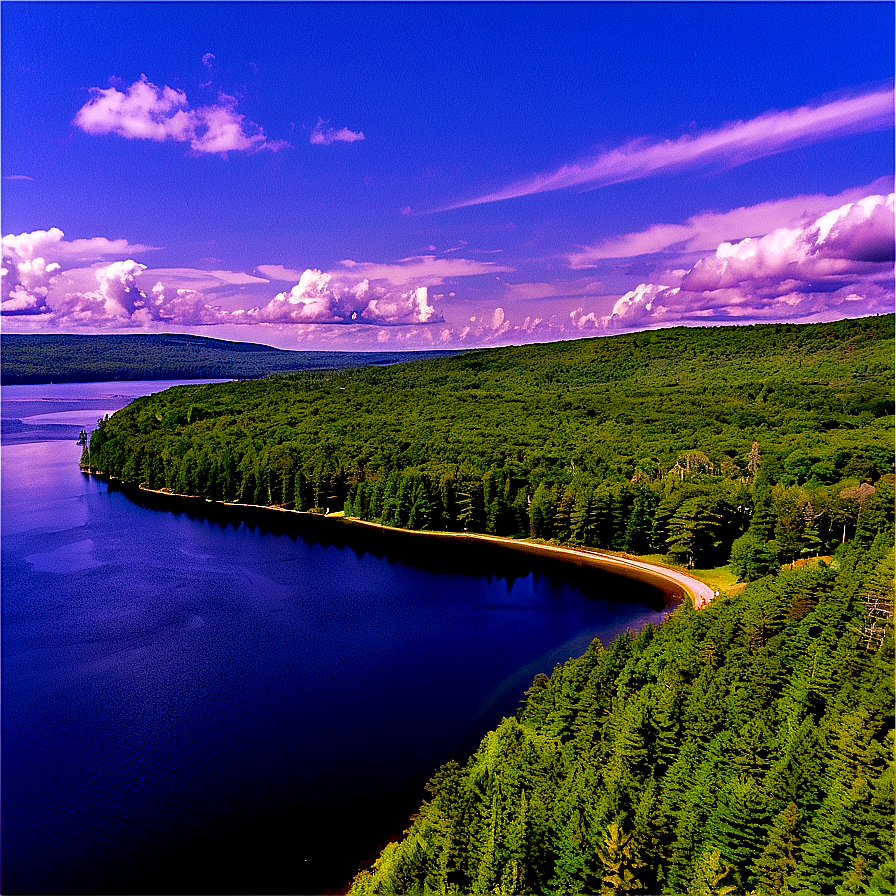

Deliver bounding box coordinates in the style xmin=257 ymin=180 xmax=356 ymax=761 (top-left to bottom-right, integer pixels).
xmin=77 ymin=314 xmax=895 ymax=892
xmin=350 ymin=532 xmax=895 ymax=895
xmin=80 ymin=315 xmax=894 ymax=576
xmin=0 ymin=333 xmax=458 ymax=383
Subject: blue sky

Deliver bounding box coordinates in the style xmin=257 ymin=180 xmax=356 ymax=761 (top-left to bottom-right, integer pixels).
xmin=2 ymin=2 xmax=893 ymax=350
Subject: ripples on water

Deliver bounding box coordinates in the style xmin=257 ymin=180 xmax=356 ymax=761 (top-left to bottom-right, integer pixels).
xmin=1 ymin=383 xmax=672 ymax=894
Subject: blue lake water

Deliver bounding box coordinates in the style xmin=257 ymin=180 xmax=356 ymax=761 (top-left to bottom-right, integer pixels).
xmin=1 ymin=381 xmax=672 ymax=894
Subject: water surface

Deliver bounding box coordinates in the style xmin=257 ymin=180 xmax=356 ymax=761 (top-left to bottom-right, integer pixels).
xmin=2 ymin=382 xmax=671 ymax=894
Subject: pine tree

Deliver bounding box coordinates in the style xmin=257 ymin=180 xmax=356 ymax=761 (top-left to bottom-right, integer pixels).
xmin=752 ymin=801 xmax=801 ymax=895
xmin=708 ymin=775 xmax=770 ymax=891
xmin=595 ymin=823 xmax=644 ymax=895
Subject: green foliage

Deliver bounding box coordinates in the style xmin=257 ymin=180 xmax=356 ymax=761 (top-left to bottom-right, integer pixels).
xmin=81 ymin=317 xmax=894 ymax=573
xmin=71 ymin=317 xmax=894 ymax=894
xmin=349 ymin=535 xmax=895 ymax=894
xmin=730 ymin=531 xmax=780 ymax=582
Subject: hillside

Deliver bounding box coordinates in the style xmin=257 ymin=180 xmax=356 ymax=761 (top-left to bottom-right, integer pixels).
xmin=0 ymin=333 xmax=460 ymax=384
xmin=78 ymin=314 xmax=895 ymax=893
xmin=81 ymin=316 xmax=893 ymax=569
xmin=350 ymin=534 xmax=895 ymax=894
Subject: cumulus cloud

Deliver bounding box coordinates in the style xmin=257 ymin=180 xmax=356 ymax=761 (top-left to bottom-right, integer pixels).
xmin=570 ymin=193 xmax=895 ymax=331
xmin=238 ymin=269 xmax=443 ymax=325
xmin=309 ymin=118 xmax=365 ymax=145
xmin=74 ymin=75 xmax=286 ymax=155
xmin=1 ymin=227 xmax=236 ymax=325
xmin=439 ymin=86 xmax=895 ymax=211
xmin=569 ymin=179 xmax=894 ymax=266
xmin=2 ymin=227 xmax=157 ymax=264
xmin=1 ymin=228 xmax=159 ymax=317
xmin=53 ymin=260 xmax=227 ymax=327
xmin=1 ymin=256 xmax=61 ymax=315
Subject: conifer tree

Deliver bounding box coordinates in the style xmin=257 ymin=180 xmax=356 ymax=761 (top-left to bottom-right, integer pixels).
xmin=752 ymin=801 xmax=802 ymax=894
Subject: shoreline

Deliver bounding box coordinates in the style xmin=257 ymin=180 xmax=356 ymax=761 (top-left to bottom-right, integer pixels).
xmin=342 ymin=516 xmax=716 ymax=607
xmin=81 ymin=472 xmax=717 ymax=608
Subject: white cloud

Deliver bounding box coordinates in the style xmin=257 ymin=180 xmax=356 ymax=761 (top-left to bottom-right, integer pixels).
xmin=238 ymin=269 xmax=443 ymax=325
xmin=2 ymin=227 xmax=157 ymax=264
xmin=1 ymin=228 xmax=158 ymax=317
xmin=1 ymin=256 xmax=60 ymax=315
xmin=571 ymin=192 xmax=895 ymax=331
xmin=440 ymin=86 xmax=895 ymax=210
xmin=258 ymin=255 xmax=513 ymax=289
xmin=309 ymin=118 xmax=365 ymax=145
xmin=140 ymin=268 xmax=270 ymax=290
xmin=53 ymin=260 xmax=227 ymax=327
xmin=335 ymin=254 xmax=513 ymax=286
xmin=74 ymin=75 xmax=286 ymax=155
xmin=569 ymin=178 xmax=894 ymax=266
xmin=256 ymin=264 xmax=306 ymax=282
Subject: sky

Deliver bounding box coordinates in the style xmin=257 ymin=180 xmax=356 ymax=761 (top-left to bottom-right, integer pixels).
xmin=2 ymin=1 xmax=894 ymax=351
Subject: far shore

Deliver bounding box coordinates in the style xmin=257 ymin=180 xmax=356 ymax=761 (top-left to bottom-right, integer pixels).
xmin=82 ymin=472 xmax=718 ymax=609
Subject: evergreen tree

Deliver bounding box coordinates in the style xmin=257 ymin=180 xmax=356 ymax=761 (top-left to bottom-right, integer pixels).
xmin=753 ymin=801 xmax=802 ymax=895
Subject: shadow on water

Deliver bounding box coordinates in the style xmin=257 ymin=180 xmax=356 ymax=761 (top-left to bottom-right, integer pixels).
xmin=107 ymin=480 xmax=671 ymax=613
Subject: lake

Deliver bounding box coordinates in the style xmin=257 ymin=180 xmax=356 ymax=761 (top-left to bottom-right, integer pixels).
xmin=1 ymin=381 xmax=672 ymax=894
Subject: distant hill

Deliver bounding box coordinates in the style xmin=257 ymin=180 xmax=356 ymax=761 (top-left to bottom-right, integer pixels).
xmin=0 ymin=333 xmax=462 ymax=384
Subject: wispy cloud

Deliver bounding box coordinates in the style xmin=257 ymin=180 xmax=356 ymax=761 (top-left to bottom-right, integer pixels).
xmin=438 ymin=86 xmax=895 ymax=211
xmin=309 ymin=118 xmax=365 ymax=145
xmin=258 ymin=255 xmax=513 ymax=288
xmin=335 ymin=255 xmax=512 ymax=286
xmin=3 ymin=174 xmax=33 ymax=181
xmin=74 ymin=75 xmax=287 ymax=155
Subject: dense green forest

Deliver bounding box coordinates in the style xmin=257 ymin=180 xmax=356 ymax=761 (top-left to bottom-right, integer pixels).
xmin=79 ymin=314 xmax=894 ymax=892
xmin=350 ymin=534 xmax=895 ymax=895
xmin=81 ymin=316 xmax=894 ymax=574
xmin=0 ymin=333 xmax=459 ymax=383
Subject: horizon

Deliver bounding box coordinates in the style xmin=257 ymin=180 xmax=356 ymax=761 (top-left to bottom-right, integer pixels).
xmin=2 ymin=2 xmax=894 ymax=352
xmin=2 ymin=310 xmax=892 ymax=356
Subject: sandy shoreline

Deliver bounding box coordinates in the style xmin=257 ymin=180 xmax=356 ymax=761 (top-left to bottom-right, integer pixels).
xmin=342 ymin=517 xmax=716 ymax=608
xmin=83 ymin=472 xmax=717 ymax=609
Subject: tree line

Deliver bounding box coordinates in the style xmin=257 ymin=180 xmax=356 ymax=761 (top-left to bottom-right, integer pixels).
xmin=81 ymin=315 xmax=894 ymax=579
xmin=0 ymin=332 xmax=459 ymax=384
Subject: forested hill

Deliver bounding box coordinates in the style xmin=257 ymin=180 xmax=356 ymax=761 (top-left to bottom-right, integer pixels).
xmin=82 ymin=315 xmax=893 ymax=573
xmin=80 ymin=314 xmax=895 ymax=893
xmin=0 ymin=333 xmax=460 ymax=384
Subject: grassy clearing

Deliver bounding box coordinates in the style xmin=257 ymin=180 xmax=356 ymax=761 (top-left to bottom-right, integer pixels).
xmin=636 ymin=553 xmax=741 ymax=595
